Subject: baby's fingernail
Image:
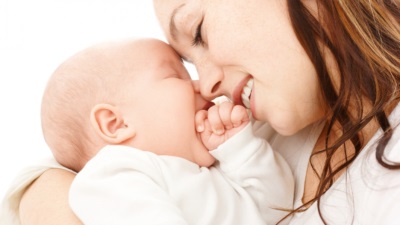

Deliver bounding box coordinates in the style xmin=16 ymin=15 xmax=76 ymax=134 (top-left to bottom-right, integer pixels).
xmin=215 ymin=129 xmax=224 ymax=135
xmin=197 ymin=125 xmax=204 ymax=132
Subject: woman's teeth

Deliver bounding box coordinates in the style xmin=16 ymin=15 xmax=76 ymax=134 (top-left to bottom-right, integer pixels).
xmin=241 ymin=78 xmax=253 ymax=109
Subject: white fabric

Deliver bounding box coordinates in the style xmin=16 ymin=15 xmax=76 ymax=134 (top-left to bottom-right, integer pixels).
xmin=253 ymin=103 xmax=400 ymax=225
xmin=69 ymin=123 xmax=294 ymax=225
xmin=286 ymin=103 xmax=400 ymax=225
xmin=1 ymin=104 xmax=400 ymax=225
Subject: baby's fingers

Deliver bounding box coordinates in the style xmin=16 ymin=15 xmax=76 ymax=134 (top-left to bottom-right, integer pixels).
xmin=218 ymin=102 xmax=235 ymax=129
xmin=207 ymin=105 xmax=225 ymax=135
xmin=231 ymin=105 xmax=250 ymax=127
xmin=195 ymin=110 xmax=208 ymax=132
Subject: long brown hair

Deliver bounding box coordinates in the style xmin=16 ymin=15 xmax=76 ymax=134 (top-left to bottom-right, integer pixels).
xmin=285 ymin=0 xmax=400 ymax=223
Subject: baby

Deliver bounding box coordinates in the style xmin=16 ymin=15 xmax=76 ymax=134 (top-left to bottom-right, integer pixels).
xmin=41 ymin=38 xmax=294 ymax=225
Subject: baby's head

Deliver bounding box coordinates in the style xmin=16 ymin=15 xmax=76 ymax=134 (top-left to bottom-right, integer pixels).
xmin=41 ymin=38 xmax=215 ymax=172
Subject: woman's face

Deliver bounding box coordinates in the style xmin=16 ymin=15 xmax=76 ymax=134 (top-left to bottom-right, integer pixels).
xmin=153 ymin=0 xmax=325 ymax=135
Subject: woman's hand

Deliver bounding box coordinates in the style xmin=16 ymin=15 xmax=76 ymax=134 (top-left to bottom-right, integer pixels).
xmin=195 ymin=102 xmax=249 ymax=150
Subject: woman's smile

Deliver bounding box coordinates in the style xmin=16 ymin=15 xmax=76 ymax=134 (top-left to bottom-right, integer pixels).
xmin=232 ymin=75 xmax=253 ymax=107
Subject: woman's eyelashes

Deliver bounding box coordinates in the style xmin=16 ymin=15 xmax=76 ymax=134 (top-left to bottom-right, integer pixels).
xmin=191 ymin=17 xmax=205 ymax=47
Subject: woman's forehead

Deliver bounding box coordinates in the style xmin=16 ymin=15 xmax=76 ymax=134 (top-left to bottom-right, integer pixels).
xmin=153 ymin=0 xmax=187 ymax=32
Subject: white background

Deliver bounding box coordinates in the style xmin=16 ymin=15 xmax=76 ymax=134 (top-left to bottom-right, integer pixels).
xmin=0 ymin=0 xmax=197 ymax=200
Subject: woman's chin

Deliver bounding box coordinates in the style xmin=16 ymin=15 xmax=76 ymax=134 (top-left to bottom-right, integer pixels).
xmin=267 ymin=113 xmax=302 ymax=136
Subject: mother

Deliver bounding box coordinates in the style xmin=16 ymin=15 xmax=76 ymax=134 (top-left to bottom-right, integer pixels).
xmin=14 ymin=0 xmax=400 ymax=224
xmin=152 ymin=0 xmax=400 ymax=224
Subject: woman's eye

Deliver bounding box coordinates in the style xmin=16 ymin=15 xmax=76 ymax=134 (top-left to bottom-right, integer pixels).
xmin=191 ymin=18 xmax=204 ymax=47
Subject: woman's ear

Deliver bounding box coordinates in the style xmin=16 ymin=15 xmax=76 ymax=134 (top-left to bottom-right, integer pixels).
xmin=90 ymin=104 xmax=136 ymax=144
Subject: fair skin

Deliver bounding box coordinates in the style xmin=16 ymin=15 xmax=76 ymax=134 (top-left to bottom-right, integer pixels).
xmin=45 ymin=38 xmax=249 ymax=170
xmin=17 ymin=1 xmax=398 ymax=223
xmin=19 ymin=169 xmax=81 ymax=225
xmin=17 ymin=2 xmax=326 ymax=222
xmin=152 ymin=0 xmax=383 ymax=204
xmin=19 ymin=39 xmax=249 ymax=225
xmin=19 ymin=2 xmax=387 ymax=225
xmin=22 ymin=39 xmax=249 ymax=225
xmin=88 ymin=38 xmax=217 ymax=168
xmin=153 ymin=0 xmax=325 ymax=137
xmin=152 ymin=0 xmax=326 ymax=204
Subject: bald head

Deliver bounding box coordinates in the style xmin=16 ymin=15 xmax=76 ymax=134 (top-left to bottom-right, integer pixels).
xmin=41 ymin=38 xmax=172 ymax=171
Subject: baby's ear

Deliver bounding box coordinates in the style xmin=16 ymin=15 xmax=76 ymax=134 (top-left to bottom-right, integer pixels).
xmin=90 ymin=104 xmax=135 ymax=144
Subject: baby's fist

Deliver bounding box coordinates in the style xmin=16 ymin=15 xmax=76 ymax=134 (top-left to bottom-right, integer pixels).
xmin=195 ymin=102 xmax=250 ymax=150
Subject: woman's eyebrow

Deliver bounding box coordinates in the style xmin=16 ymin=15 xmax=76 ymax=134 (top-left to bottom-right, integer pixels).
xmin=169 ymin=3 xmax=186 ymax=41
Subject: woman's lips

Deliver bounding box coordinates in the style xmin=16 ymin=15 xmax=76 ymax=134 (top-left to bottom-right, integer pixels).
xmin=242 ymin=79 xmax=253 ymax=109
xmin=232 ymin=75 xmax=253 ymax=106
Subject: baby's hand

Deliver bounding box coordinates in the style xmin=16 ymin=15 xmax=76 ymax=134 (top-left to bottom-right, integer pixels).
xmin=195 ymin=102 xmax=250 ymax=150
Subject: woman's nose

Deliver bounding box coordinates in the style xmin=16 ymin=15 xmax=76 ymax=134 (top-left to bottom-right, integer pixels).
xmin=192 ymin=80 xmax=201 ymax=93
xmin=192 ymin=80 xmax=216 ymax=110
xmin=195 ymin=64 xmax=224 ymax=101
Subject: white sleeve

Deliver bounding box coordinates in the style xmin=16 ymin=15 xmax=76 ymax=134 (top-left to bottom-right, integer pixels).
xmin=210 ymin=123 xmax=295 ymax=225
xmin=69 ymin=146 xmax=189 ymax=225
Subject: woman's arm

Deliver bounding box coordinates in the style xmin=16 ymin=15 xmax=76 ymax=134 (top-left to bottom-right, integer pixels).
xmin=19 ymin=168 xmax=82 ymax=225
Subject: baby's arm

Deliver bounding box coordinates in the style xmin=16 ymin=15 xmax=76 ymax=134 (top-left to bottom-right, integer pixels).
xmin=69 ymin=147 xmax=189 ymax=225
xmin=195 ymin=101 xmax=250 ymax=150
xmin=197 ymin=102 xmax=294 ymax=225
